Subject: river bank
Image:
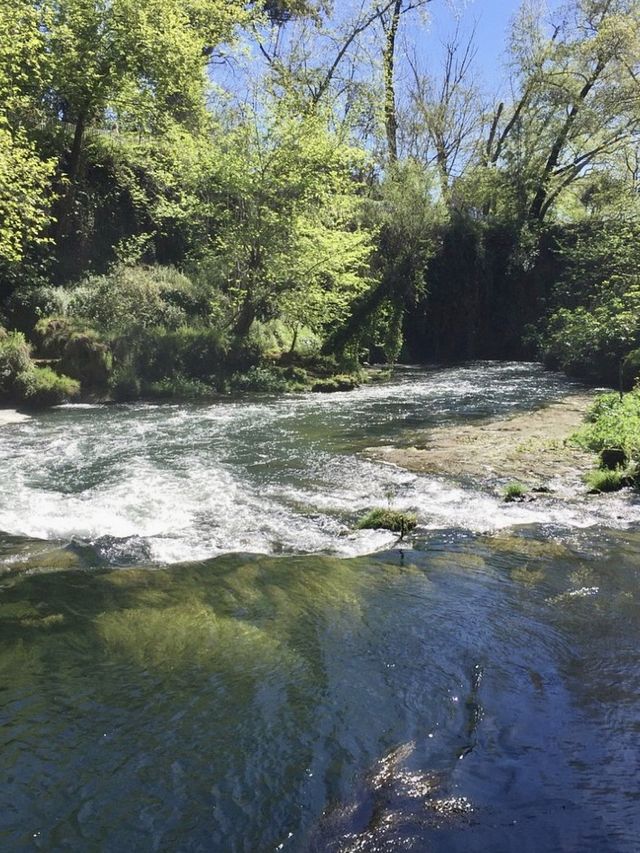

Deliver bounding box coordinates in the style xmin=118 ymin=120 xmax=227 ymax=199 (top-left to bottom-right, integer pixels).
xmin=366 ymin=391 xmax=599 ymax=494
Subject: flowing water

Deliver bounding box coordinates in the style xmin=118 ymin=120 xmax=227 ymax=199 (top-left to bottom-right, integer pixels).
xmin=1 ymin=363 xmax=639 ymax=851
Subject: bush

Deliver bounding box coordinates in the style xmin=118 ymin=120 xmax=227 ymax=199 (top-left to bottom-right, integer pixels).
xmin=573 ymin=391 xmax=640 ymax=463
xmin=15 ymin=366 xmax=80 ymax=408
xmin=110 ymin=366 xmax=141 ymax=402
xmin=585 ymin=468 xmax=626 ymax=493
xmin=67 ymin=265 xmax=198 ymax=333
xmin=60 ymin=331 xmax=112 ymax=389
xmin=503 ymin=482 xmax=527 ymax=502
xmin=312 ymin=373 xmax=359 ymax=393
xmin=34 ymin=316 xmax=81 ymax=358
xmin=228 ymin=366 xmax=289 ymax=393
xmin=356 ymin=508 xmax=417 ymax=537
xmin=146 ymin=374 xmax=213 ymax=400
xmin=3 ymin=285 xmax=71 ymax=333
xmin=0 ymin=329 xmax=32 ymax=394
xmin=540 ymin=277 xmax=640 ymax=383
xmin=131 ymin=326 xmax=227 ymax=383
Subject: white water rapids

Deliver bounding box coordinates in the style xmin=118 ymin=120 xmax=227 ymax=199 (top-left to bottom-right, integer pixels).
xmin=1 ymin=363 xmax=638 ymax=565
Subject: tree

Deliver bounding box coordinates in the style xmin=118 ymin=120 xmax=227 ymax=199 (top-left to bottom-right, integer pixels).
xmin=379 ymin=1 xmax=433 ymax=164
xmin=201 ymin=104 xmax=376 ymax=338
xmin=0 ymin=1 xmax=55 ymax=266
xmin=37 ymin=0 xmax=251 ymax=252
xmin=406 ymin=23 xmax=482 ymax=199
xmin=485 ymin=0 xmax=640 ymax=223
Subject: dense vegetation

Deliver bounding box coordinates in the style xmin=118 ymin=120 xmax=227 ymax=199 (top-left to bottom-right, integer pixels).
xmin=1 ymin=0 xmax=639 ymax=405
xmin=572 ymin=390 xmax=640 ymax=491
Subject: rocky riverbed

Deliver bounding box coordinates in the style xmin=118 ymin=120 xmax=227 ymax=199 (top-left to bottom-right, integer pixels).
xmin=366 ymin=392 xmax=598 ymax=493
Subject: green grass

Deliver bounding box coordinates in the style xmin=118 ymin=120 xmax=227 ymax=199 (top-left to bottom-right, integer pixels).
xmin=573 ymin=391 xmax=640 ymax=462
xmin=585 ymin=468 xmax=626 ymax=493
xmin=503 ymin=482 xmax=527 ymax=502
xmin=15 ymin=366 xmax=80 ymax=408
xmin=356 ymin=508 xmax=417 ymax=537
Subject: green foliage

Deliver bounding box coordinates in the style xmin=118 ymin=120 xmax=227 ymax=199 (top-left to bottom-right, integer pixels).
xmin=0 ymin=329 xmax=32 ymax=393
xmin=0 ymin=123 xmax=55 ymax=265
xmin=622 ymin=349 xmax=640 ymax=391
xmin=573 ymin=391 xmax=640 ymax=463
xmin=542 ymin=288 xmax=640 ymax=382
xmin=228 ymin=366 xmax=290 ymax=394
xmin=60 ymin=331 xmax=112 ymax=389
xmin=0 ymin=326 xmax=79 ymax=405
xmin=34 ymin=315 xmax=84 ymax=358
xmin=3 ymin=286 xmax=71 ymax=333
xmin=311 ymin=374 xmax=360 ymax=393
xmin=203 ymin=108 xmax=376 ymax=338
xmin=129 ymin=325 xmax=228 ymax=383
xmin=585 ymin=468 xmax=627 ymax=494
xmin=15 ymin=365 xmax=80 ymax=408
xmin=503 ymin=482 xmax=528 ymax=502
xmin=356 ymin=508 xmax=417 ymax=537
xmin=146 ymin=374 xmax=213 ymax=400
xmin=109 ymin=365 xmax=141 ymax=402
xmin=68 ymin=266 xmax=197 ymax=333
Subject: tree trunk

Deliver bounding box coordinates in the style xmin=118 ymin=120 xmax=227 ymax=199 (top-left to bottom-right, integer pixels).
xmin=383 ymin=1 xmax=402 ymax=165
xmin=54 ymin=110 xmax=87 ymax=252
xmin=234 ymin=297 xmax=257 ymax=337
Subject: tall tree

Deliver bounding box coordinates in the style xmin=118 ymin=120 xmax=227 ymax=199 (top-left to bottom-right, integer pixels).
xmin=486 ymin=0 xmax=640 ymax=223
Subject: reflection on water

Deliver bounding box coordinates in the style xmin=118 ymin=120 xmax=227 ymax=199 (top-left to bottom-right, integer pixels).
xmin=1 ymin=531 xmax=639 ymax=851
xmin=1 ymin=363 xmax=639 ymax=851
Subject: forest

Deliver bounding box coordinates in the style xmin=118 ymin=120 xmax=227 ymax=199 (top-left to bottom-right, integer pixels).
xmin=0 ymin=0 xmax=639 ymax=407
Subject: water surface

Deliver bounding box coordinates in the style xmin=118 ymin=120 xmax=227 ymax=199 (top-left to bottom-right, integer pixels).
xmin=1 ymin=363 xmax=639 ymax=851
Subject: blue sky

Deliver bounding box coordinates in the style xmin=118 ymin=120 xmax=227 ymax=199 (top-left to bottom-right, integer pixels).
xmin=219 ymin=1 xmax=562 ymax=105
xmin=424 ymin=0 xmax=561 ymax=96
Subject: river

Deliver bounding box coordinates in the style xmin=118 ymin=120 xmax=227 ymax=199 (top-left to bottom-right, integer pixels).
xmin=1 ymin=363 xmax=639 ymax=851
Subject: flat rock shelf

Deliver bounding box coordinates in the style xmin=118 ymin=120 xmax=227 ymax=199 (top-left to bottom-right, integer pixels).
xmin=366 ymin=392 xmax=598 ymax=491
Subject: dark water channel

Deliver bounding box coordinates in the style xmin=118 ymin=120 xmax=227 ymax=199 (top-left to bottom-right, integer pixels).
xmin=1 ymin=363 xmax=639 ymax=851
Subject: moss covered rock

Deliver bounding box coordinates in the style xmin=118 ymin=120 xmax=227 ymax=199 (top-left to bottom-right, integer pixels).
xmin=357 ymin=508 xmax=417 ymax=537
xmin=61 ymin=331 xmax=112 ymax=389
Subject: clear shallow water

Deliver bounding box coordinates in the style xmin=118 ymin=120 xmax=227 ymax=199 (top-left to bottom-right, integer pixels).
xmin=0 ymin=362 xmax=637 ymax=566
xmin=1 ymin=362 xmax=640 ymax=852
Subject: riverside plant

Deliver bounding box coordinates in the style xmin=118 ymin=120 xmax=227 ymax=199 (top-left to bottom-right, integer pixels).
xmin=356 ymin=508 xmax=417 ymax=539
xmin=503 ymin=482 xmax=528 ymax=502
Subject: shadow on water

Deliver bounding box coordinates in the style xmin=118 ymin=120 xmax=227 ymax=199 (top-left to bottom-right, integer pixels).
xmin=1 ymin=527 xmax=640 ymax=851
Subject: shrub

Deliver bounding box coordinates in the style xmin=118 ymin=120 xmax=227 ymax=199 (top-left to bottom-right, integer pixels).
xmin=503 ymin=482 xmax=527 ymax=502
xmin=0 ymin=329 xmax=32 ymax=394
xmin=146 ymin=374 xmax=213 ymax=400
xmin=312 ymin=373 xmax=359 ymax=393
xmin=585 ymin=468 xmax=626 ymax=494
xmin=60 ymin=331 xmax=112 ymax=389
xmin=540 ymin=277 xmax=640 ymax=383
xmin=132 ymin=326 xmax=227 ymax=383
xmin=3 ymin=285 xmax=71 ymax=333
xmin=573 ymin=391 xmax=640 ymax=463
xmin=34 ymin=316 xmax=81 ymax=358
xmin=110 ymin=366 xmax=141 ymax=402
xmin=356 ymin=508 xmax=417 ymax=537
xmin=229 ymin=366 xmax=289 ymax=393
xmin=622 ymin=348 xmax=640 ymax=391
xmin=15 ymin=366 xmax=80 ymax=408
xmin=67 ymin=265 xmax=197 ymax=333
